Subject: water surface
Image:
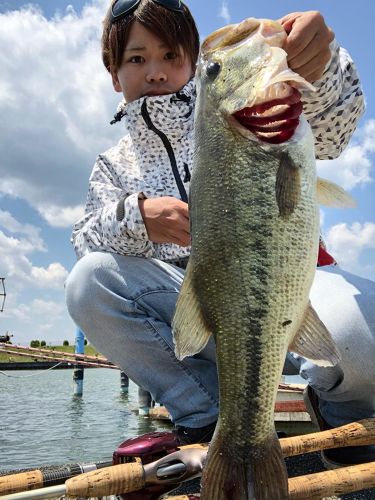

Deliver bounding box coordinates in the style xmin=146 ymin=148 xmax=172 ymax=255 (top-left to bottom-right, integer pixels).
xmin=0 ymin=368 xmax=170 ymax=471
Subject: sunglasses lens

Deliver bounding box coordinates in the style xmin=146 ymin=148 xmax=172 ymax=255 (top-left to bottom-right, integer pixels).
xmin=154 ymin=0 xmax=183 ymax=11
xmin=111 ymin=0 xmax=140 ymax=19
xmin=110 ymin=0 xmax=183 ymax=23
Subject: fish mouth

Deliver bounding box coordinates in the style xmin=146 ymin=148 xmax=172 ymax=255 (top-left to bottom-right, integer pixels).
xmin=233 ymin=88 xmax=303 ymax=144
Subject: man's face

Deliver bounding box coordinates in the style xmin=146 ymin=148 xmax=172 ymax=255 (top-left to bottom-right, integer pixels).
xmin=112 ymin=21 xmax=194 ymax=102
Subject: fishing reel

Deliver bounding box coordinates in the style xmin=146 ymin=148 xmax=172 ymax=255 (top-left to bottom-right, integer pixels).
xmin=113 ymin=431 xmax=201 ymax=499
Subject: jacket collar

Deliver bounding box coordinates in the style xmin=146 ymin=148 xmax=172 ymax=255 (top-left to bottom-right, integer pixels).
xmin=111 ymin=79 xmax=196 ymax=138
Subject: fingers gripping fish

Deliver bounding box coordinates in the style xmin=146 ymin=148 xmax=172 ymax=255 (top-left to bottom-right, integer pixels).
xmin=173 ymin=18 xmax=354 ymax=500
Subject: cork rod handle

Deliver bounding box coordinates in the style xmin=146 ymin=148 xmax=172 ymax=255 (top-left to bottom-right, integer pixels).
xmin=65 ymin=462 xmax=145 ymax=497
xmin=280 ymin=418 xmax=375 ymax=457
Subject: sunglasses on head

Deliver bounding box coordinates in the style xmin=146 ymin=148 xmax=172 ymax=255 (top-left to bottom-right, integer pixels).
xmin=110 ymin=0 xmax=184 ymax=23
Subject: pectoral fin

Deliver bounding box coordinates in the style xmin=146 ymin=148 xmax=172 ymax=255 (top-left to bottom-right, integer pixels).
xmin=289 ymin=302 xmax=341 ymax=366
xmin=317 ymin=177 xmax=356 ymax=208
xmin=172 ymin=260 xmax=212 ymax=360
xmin=276 ymin=152 xmax=301 ymax=217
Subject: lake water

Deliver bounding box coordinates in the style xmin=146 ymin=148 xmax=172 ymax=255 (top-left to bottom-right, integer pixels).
xmin=0 ymin=368 xmax=171 ymax=472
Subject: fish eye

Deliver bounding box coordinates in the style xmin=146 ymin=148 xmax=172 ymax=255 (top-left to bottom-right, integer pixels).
xmin=206 ymin=61 xmax=221 ymax=79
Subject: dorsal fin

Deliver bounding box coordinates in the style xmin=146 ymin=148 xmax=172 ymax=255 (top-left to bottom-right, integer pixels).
xmin=317 ymin=178 xmax=356 ymax=208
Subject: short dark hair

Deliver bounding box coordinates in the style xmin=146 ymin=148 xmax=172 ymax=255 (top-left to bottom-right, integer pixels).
xmin=102 ymin=0 xmax=200 ymax=73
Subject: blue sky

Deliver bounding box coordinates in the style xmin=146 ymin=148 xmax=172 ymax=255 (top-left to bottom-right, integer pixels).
xmin=0 ymin=0 xmax=374 ymax=344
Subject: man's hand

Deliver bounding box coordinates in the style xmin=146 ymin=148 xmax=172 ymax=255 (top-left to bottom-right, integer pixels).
xmin=278 ymin=11 xmax=334 ymax=82
xmin=139 ymin=196 xmax=190 ymax=247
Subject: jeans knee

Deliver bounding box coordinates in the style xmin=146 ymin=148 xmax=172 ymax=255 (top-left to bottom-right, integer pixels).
xmin=65 ymin=252 xmax=113 ymax=325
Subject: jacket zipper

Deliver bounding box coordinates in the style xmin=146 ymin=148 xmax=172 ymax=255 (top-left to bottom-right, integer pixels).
xmin=141 ymin=99 xmax=188 ymax=203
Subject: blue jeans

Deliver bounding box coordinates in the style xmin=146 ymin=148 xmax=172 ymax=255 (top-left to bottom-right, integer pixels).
xmin=65 ymin=252 xmax=375 ymax=428
xmin=65 ymin=253 xmax=219 ymax=428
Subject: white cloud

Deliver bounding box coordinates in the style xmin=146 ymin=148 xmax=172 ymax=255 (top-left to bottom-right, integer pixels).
xmin=7 ymin=302 xmax=31 ymax=322
xmin=4 ymin=299 xmax=65 ymax=323
xmin=317 ymin=121 xmax=375 ymax=279
xmin=40 ymin=204 xmax=85 ymax=228
xmin=0 ymin=1 xmax=123 ymax=226
xmin=32 ymin=298 xmax=66 ymax=317
xmin=317 ymin=119 xmax=375 ymax=190
xmin=0 ymin=2 xmax=122 ymax=345
xmin=0 ymin=212 xmax=74 ymax=343
xmin=218 ymin=0 xmax=231 ymax=24
xmin=31 ymin=263 xmax=68 ymax=289
xmin=0 ymin=237 xmax=68 ymax=291
xmin=0 ymin=230 xmax=44 ymax=256
xmin=0 ymin=213 xmax=68 ymax=292
xmin=325 ymin=222 xmax=375 ymax=279
xmin=2 ymin=294 xmax=76 ymax=344
xmin=0 ymin=210 xmax=46 ymax=249
xmin=362 ymin=120 xmax=375 ymax=153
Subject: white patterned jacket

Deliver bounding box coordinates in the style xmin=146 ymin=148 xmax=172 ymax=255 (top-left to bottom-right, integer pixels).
xmin=71 ymin=41 xmax=365 ymax=263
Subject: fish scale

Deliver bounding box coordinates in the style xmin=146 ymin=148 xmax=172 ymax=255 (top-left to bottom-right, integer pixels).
xmin=193 ymin=128 xmax=317 ymax=461
xmin=173 ymin=17 xmax=345 ymax=499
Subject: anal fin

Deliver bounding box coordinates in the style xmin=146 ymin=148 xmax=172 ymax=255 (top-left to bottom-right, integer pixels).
xmin=289 ymin=302 xmax=341 ymax=366
xmin=172 ymin=260 xmax=212 ymax=360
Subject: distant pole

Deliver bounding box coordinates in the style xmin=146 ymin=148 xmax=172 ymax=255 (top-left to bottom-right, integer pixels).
xmin=120 ymin=371 xmax=129 ymax=393
xmin=0 ymin=278 xmax=6 ymax=312
xmin=73 ymin=329 xmax=85 ymax=396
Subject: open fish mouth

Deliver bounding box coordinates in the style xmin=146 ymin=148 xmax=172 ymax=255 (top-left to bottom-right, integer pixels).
xmin=200 ymin=17 xmax=315 ymax=144
xmin=233 ymin=87 xmax=303 ymax=144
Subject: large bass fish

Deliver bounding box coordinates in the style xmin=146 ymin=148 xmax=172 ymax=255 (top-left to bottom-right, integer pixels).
xmin=173 ymin=18 xmax=353 ymax=500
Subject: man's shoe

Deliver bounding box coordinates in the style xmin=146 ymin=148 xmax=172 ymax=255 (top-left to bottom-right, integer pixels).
xmin=304 ymin=385 xmax=375 ymax=468
xmin=174 ymin=420 xmax=217 ymax=445
xmin=303 ymin=385 xmax=332 ymax=432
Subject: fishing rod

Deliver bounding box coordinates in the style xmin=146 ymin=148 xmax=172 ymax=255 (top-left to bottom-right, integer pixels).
xmin=0 ymin=447 xmax=205 ymax=499
xmin=3 ymin=457 xmax=375 ymax=500
xmin=2 ymin=418 xmax=375 ymax=499
xmin=0 ymin=348 xmax=117 ymax=369
xmin=0 ymin=343 xmax=115 ymax=365
xmin=0 ymin=460 xmax=112 ymax=499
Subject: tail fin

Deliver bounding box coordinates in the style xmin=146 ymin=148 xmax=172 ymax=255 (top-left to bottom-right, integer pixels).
xmin=200 ymin=432 xmax=288 ymax=499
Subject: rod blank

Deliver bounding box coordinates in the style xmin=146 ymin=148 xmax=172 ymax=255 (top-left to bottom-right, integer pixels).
xmin=0 ymin=484 xmax=65 ymax=500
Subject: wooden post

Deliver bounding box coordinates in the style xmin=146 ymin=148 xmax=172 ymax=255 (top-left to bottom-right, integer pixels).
xmin=120 ymin=371 xmax=129 ymax=393
xmin=138 ymin=387 xmax=153 ymax=416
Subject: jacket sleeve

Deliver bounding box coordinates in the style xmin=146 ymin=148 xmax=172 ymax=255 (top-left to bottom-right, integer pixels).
xmin=71 ymin=155 xmax=154 ymax=259
xmin=302 ymin=40 xmax=365 ymax=160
